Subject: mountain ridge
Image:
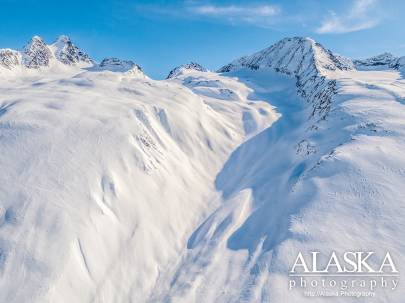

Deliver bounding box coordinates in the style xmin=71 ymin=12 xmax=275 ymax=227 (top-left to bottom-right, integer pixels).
xmin=1 ymin=35 xmax=405 ymax=77
xmin=218 ymin=37 xmax=353 ymax=119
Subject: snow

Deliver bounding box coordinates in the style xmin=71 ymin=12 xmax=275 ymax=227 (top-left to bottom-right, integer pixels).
xmin=0 ymin=36 xmax=405 ymax=302
xmin=22 ymin=36 xmax=54 ymax=69
xmin=0 ymin=61 xmax=276 ymax=303
xmin=90 ymin=58 xmax=144 ymax=75
xmin=159 ymin=68 xmax=405 ymax=302
xmin=166 ymin=62 xmax=208 ymax=79
xmin=354 ymin=53 xmax=399 ymax=70
xmin=50 ymin=35 xmax=93 ymax=66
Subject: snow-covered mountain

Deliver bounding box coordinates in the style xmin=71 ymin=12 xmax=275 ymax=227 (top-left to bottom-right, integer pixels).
xmin=166 ymin=62 xmax=207 ymax=79
xmin=22 ymin=36 xmax=53 ymax=68
xmin=92 ymin=57 xmax=145 ymax=76
xmin=353 ymin=52 xmax=398 ymax=70
xmin=0 ymin=36 xmax=405 ymax=303
xmin=219 ymin=37 xmax=354 ymax=119
xmin=0 ymin=48 xmax=21 ymax=69
xmin=50 ymin=35 xmax=92 ymax=66
xmin=0 ymin=35 xmax=92 ymax=71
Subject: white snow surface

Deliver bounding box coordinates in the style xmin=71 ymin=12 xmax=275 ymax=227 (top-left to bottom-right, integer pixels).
xmin=0 ymin=37 xmax=405 ymax=303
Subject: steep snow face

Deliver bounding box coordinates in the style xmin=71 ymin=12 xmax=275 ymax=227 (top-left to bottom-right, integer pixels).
xmin=0 ymin=49 xmax=21 ymax=70
xmin=354 ymin=52 xmax=398 ymax=70
xmin=0 ymin=66 xmax=276 ymax=303
xmin=218 ymin=37 xmax=353 ymax=119
xmin=50 ymin=35 xmax=92 ymax=66
xmin=22 ymin=36 xmax=53 ymax=69
xmin=166 ymin=62 xmax=207 ymax=79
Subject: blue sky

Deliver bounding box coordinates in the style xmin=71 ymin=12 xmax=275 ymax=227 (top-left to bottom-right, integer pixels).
xmin=1 ymin=0 xmax=404 ymax=78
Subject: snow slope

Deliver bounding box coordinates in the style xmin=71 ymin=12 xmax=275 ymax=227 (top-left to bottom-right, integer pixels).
xmin=0 ymin=36 xmax=405 ymax=303
xmin=0 ymin=51 xmax=276 ymax=302
xmin=160 ymin=68 xmax=405 ymax=303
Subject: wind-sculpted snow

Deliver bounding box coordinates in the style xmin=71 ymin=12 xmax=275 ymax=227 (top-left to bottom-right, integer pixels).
xmin=158 ymin=68 xmax=405 ymax=303
xmin=0 ymin=65 xmax=276 ymax=303
xmin=1 ymin=36 xmax=405 ymax=303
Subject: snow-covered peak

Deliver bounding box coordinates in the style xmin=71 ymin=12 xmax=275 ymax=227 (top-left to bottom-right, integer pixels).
xmin=0 ymin=49 xmax=21 ymax=70
xmin=166 ymin=62 xmax=207 ymax=79
xmin=218 ymin=37 xmax=353 ymax=119
xmin=51 ymin=35 xmax=92 ymax=66
xmin=22 ymin=36 xmax=53 ymax=69
xmin=218 ymin=37 xmax=353 ymax=75
xmin=92 ymin=57 xmax=145 ymax=76
xmin=353 ymin=52 xmax=398 ymax=70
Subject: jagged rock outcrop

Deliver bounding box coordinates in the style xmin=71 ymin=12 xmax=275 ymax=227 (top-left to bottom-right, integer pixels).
xmin=166 ymin=62 xmax=207 ymax=79
xmin=218 ymin=37 xmax=353 ymax=119
xmin=22 ymin=36 xmax=53 ymax=69
xmin=52 ymin=35 xmax=92 ymax=65
xmin=0 ymin=49 xmax=21 ymax=70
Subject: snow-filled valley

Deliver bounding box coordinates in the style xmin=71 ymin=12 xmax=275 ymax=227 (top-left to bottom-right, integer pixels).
xmin=0 ymin=36 xmax=405 ymax=302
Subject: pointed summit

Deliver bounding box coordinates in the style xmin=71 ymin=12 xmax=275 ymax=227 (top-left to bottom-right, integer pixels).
xmin=23 ymin=36 xmax=53 ymax=69
xmin=166 ymin=62 xmax=207 ymax=79
xmin=218 ymin=37 xmax=354 ymax=119
xmin=218 ymin=37 xmax=353 ymax=74
xmin=51 ymin=35 xmax=92 ymax=66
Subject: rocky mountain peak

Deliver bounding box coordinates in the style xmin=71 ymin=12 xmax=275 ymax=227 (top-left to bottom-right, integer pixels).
xmin=22 ymin=35 xmax=53 ymax=69
xmin=0 ymin=49 xmax=21 ymax=70
xmin=51 ymin=35 xmax=92 ymax=66
xmin=218 ymin=37 xmax=354 ymax=120
xmin=218 ymin=37 xmax=353 ymax=75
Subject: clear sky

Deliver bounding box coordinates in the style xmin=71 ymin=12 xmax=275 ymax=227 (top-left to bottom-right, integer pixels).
xmin=1 ymin=0 xmax=404 ymax=79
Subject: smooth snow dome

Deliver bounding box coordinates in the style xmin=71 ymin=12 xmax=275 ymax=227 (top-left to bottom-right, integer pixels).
xmin=93 ymin=58 xmax=144 ymax=75
xmin=0 ymin=35 xmax=405 ymax=303
xmin=166 ymin=62 xmax=208 ymax=79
